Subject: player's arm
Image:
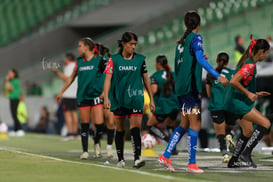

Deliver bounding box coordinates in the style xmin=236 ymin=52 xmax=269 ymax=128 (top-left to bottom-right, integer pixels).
xmin=51 ymin=68 xmax=69 ymax=82
xmin=56 ymin=70 xmax=77 ymax=103
xmin=150 ymin=77 xmax=158 ymax=95
xmin=5 ymin=75 xmax=13 ymax=91
xmin=230 ymin=64 xmax=257 ymax=102
xmin=206 ymin=74 xmax=212 ymax=98
xmin=103 ymin=58 xmax=113 ymax=109
xmin=143 ymin=73 xmax=155 ymax=112
xmin=192 ymin=35 xmax=228 ymax=86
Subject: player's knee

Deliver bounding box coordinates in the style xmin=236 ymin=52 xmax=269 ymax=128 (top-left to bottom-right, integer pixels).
xmin=263 ymin=118 xmax=271 ymax=129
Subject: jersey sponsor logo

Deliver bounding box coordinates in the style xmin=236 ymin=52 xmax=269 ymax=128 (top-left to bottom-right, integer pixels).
xmin=119 ymin=66 xmax=137 ymax=71
xmin=79 ymin=66 xmax=94 ymax=71
xmin=127 ymin=84 xmax=144 ymax=98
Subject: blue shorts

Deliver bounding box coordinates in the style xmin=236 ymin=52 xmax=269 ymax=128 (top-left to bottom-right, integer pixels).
xmin=178 ymin=92 xmax=201 ymax=111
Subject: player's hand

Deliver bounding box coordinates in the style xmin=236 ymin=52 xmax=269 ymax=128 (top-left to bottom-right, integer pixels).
xmin=247 ymin=92 xmax=258 ymax=102
xmin=218 ymin=76 xmax=229 ymax=87
xmin=150 ymin=100 xmax=155 ymax=112
xmin=104 ymin=98 xmax=111 ymax=109
xmin=204 ymin=54 xmax=209 ymax=60
xmin=50 ymin=67 xmax=58 ymax=72
xmin=5 ymin=75 xmax=10 ymax=81
xmin=256 ymin=91 xmax=271 ymax=97
xmin=56 ymin=93 xmax=62 ymax=103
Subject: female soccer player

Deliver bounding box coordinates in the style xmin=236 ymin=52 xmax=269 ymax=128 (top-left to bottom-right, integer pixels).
xmin=56 ymin=37 xmax=105 ymax=160
xmin=104 ymin=32 xmax=155 ymax=168
xmin=158 ymin=11 xmax=228 ymax=173
xmin=146 ymin=55 xmax=179 ymax=154
xmin=96 ymin=43 xmax=115 ymax=158
xmin=206 ymin=52 xmax=236 ymax=163
xmin=227 ymin=35 xmax=271 ymax=168
xmin=5 ymin=69 xmax=25 ymax=136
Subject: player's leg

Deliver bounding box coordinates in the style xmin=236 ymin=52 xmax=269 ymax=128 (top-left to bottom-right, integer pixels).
xmin=114 ymin=113 xmax=126 ymax=167
xmin=129 ymin=111 xmax=145 ymax=168
xmin=78 ymin=106 xmax=91 ymax=159
xmin=211 ymin=111 xmax=229 ymax=162
xmin=225 ymin=111 xmax=236 ymax=153
xmin=147 ymin=115 xmax=169 ymax=143
xmin=71 ymin=110 xmax=79 ymax=136
xmin=187 ymin=106 xmax=204 ymax=173
xmin=91 ymin=104 xmax=104 ymax=158
xmin=104 ymin=108 xmax=115 ymax=158
xmin=165 ymin=114 xmax=179 ymax=155
xmin=239 ymin=108 xmax=270 ymax=167
xmin=228 ymin=119 xmax=253 ymax=167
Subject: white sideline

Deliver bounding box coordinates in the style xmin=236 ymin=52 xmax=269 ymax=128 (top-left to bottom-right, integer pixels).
xmin=0 ymin=147 xmax=181 ymax=181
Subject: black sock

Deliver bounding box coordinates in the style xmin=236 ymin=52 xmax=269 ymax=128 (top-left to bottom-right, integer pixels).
xmin=217 ymin=134 xmax=227 ymax=155
xmin=226 ymin=128 xmax=235 ymax=137
xmin=107 ymin=129 xmax=115 ymax=145
xmin=199 ymin=129 xmax=209 ymax=148
xmin=232 ymin=134 xmax=249 ymax=158
xmin=148 ymin=126 xmax=168 ymax=143
xmin=131 ymin=127 xmax=141 ymax=161
xmin=81 ymin=123 xmax=90 ymax=152
xmin=241 ymin=126 xmax=267 ymax=156
xmin=115 ymin=131 xmax=125 ymax=161
xmin=94 ymin=124 xmax=104 ymax=145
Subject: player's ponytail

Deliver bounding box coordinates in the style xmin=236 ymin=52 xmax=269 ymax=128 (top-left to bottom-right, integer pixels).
xmin=216 ymin=52 xmax=229 ymax=73
xmin=156 ymin=55 xmax=174 ymax=97
xmin=177 ymin=11 xmax=200 ymax=45
xmin=237 ymin=35 xmax=270 ymax=68
xmin=118 ymin=32 xmax=138 ymax=54
xmin=80 ymin=37 xmax=99 ymax=55
xmin=96 ymin=43 xmax=111 ymax=58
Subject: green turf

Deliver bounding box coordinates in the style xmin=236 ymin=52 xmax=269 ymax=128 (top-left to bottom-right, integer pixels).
xmin=0 ymin=133 xmax=273 ymax=182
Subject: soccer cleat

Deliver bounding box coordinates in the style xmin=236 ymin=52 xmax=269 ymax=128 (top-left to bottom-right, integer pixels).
xmin=106 ymin=145 xmax=113 ymax=158
xmin=227 ymin=156 xmax=240 ymax=168
xmin=158 ymin=155 xmax=175 ymax=172
xmin=222 ymin=154 xmax=230 ymax=163
xmin=93 ymin=144 xmax=102 ymax=158
xmin=226 ymin=134 xmax=235 ymax=153
xmin=16 ymin=130 xmax=25 ymax=137
xmin=116 ymin=160 xmax=125 ymax=168
xmin=133 ymin=159 xmax=145 ymax=169
xmin=186 ymin=164 xmax=204 ymax=174
xmin=80 ymin=152 xmax=89 ymax=160
xmin=239 ymin=154 xmax=257 ymax=168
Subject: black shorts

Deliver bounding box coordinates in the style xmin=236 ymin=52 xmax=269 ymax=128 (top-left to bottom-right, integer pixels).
xmin=62 ymin=98 xmax=77 ymax=111
xmin=113 ymin=107 xmax=143 ymax=118
xmin=77 ymin=97 xmax=103 ymax=109
xmin=153 ymin=109 xmax=179 ymax=123
xmin=210 ymin=110 xmax=237 ymax=125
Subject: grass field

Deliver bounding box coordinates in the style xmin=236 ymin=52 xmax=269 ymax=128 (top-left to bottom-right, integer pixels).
xmin=1 ymin=134 xmax=273 ymax=182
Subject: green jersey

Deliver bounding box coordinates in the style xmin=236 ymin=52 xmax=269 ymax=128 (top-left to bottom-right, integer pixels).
xmin=106 ymin=53 xmax=147 ymax=111
xmin=150 ymin=70 xmax=179 ymax=115
xmin=174 ymin=32 xmax=203 ymax=95
xmin=207 ymin=67 xmax=234 ymax=111
xmin=225 ymin=59 xmax=257 ymax=115
xmin=9 ymin=78 xmax=20 ymax=99
xmin=75 ymin=55 xmax=104 ymax=103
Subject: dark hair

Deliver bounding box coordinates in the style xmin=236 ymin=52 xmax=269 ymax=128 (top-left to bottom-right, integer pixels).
xmin=156 ymin=55 xmax=174 ymax=97
xmin=11 ymin=68 xmax=19 ymax=78
xmin=96 ymin=43 xmax=111 ymax=57
xmin=237 ymin=38 xmax=270 ymax=68
xmin=41 ymin=106 xmax=49 ymax=118
xmin=177 ymin=11 xmax=200 ymax=45
xmin=216 ymin=52 xmax=229 ymax=73
xmin=65 ymin=53 xmax=75 ymax=61
xmin=235 ymin=35 xmax=242 ymax=44
xmin=80 ymin=37 xmax=96 ymax=51
xmin=118 ymin=32 xmax=138 ymax=54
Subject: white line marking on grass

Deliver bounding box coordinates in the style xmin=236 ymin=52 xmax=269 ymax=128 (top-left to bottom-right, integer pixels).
xmin=0 ymin=147 xmax=181 ymax=181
